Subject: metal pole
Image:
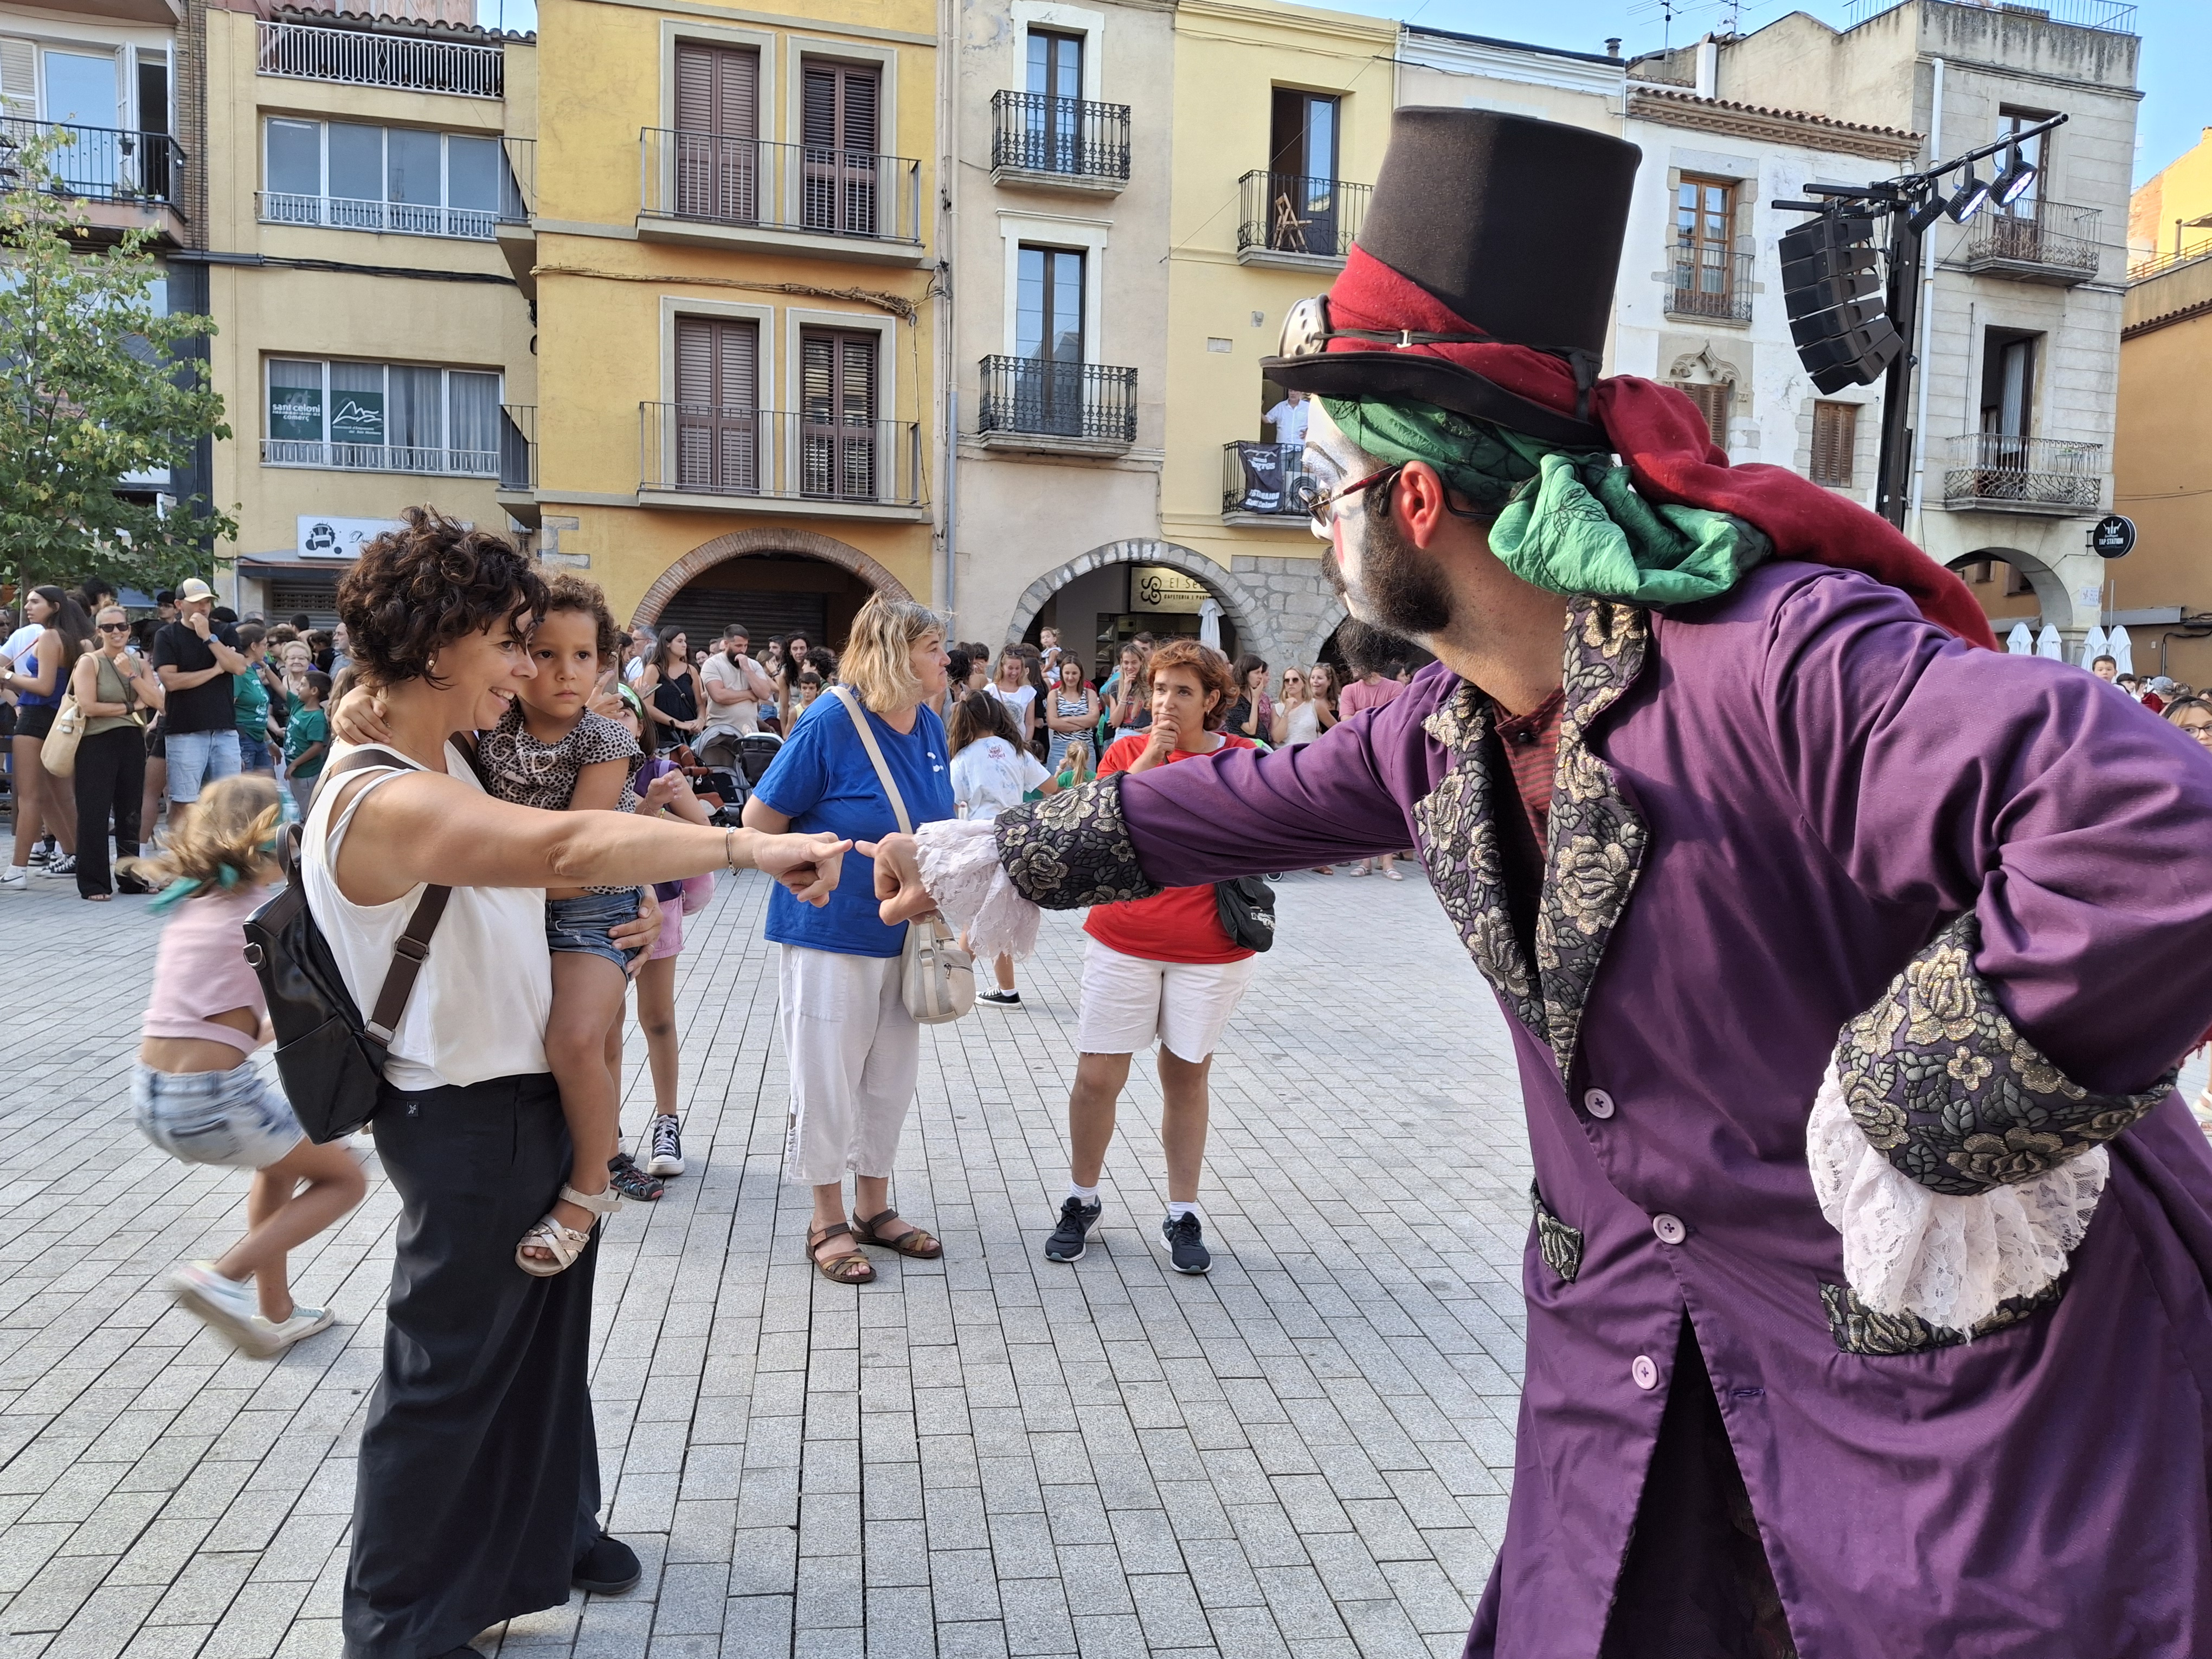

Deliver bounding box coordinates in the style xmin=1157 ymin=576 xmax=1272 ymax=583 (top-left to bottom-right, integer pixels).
xmin=1874 ymin=208 xmax=1920 ymax=530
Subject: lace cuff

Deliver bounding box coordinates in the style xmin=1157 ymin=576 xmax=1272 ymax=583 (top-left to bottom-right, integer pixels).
xmin=913 ymin=818 xmax=1041 ymax=964
xmin=992 ymin=775 xmax=1159 ymax=910
xmin=1837 ymin=914 xmax=2175 ymax=1198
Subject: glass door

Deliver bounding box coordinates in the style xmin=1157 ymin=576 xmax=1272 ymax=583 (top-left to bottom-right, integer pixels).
xmin=1015 ymin=246 xmax=1084 ymax=435
xmin=1025 ymin=30 xmax=1083 ymax=174
xmin=1266 ymin=89 xmax=1340 ymax=255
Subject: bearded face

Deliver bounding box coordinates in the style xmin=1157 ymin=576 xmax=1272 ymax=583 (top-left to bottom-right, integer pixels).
xmin=1304 ymin=400 xmax=1454 ymax=644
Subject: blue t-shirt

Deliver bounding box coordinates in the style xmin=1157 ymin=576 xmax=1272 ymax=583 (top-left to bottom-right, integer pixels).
xmin=753 ymin=692 xmax=955 ymax=957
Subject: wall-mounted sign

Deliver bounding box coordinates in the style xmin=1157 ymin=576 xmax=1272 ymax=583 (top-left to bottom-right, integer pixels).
xmin=297 ymin=516 xmax=407 ymax=559
xmin=1129 ymin=565 xmax=1211 ymax=615
xmin=329 ymin=390 xmax=385 ymax=446
xmin=267 ymin=382 xmax=323 ymax=442
xmin=2090 ymin=514 xmax=2136 ymax=559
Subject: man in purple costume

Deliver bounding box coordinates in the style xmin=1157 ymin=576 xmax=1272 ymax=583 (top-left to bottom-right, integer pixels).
xmin=869 ymin=110 xmax=2212 ymax=1657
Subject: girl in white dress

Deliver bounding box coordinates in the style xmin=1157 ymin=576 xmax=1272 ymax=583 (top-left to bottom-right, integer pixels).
xmin=948 ymin=690 xmax=1058 ymax=1006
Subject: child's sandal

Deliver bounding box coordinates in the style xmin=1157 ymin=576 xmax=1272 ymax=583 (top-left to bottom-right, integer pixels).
xmin=516 ymin=1184 xmax=623 ymax=1278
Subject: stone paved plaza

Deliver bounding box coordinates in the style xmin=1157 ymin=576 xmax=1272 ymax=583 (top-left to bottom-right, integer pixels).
xmin=0 ymin=858 xmax=1540 ymax=1659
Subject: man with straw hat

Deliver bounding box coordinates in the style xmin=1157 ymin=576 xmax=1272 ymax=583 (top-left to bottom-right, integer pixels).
xmin=866 ymin=110 xmax=2212 ymax=1655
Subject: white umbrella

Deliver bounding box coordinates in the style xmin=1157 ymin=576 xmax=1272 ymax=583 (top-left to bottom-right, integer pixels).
xmin=2036 ymin=625 xmax=2064 ymax=660
xmin=1197 ymin=597 xmax=1223 ymax=652
xmin=2006 ymin=622 xmax=2035 ymax=655
xmin=2082 ymin=624 xmax=2110 ymax=667
xmin=2108 ymin=625 xmax=2135 ymax=677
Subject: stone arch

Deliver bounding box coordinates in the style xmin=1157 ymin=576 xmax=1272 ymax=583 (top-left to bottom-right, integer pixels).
xmin=630 ymin=526 xmax=912 ymax=629
xmin=1945 ymin=544 xmax=2075 ymax=637
xmin=1290 ymin=602 xmax=1351 ymax=672
xmin=1005 ymin=538 xmax=1274 ymax=658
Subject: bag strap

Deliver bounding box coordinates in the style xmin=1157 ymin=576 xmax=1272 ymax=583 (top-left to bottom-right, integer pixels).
xmin=829 ymin=685 xmax=913 ymax=835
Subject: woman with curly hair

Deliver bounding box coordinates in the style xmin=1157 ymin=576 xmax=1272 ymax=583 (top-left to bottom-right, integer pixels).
xmin=312 ymin=509 xmax=846 ymax=1658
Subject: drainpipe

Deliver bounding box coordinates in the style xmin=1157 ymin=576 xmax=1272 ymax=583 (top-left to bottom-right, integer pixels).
xmin=936 ymin=0 xmax=957 ymax=619
xmin=1907 ymin=56 xmax=1943 ymax=544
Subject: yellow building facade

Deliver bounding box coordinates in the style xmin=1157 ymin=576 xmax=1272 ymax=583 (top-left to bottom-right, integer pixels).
xmin=198 ymin=1 xmax=536 ymax=622
xmin=512 ymin=0 xmax=938 ymax=643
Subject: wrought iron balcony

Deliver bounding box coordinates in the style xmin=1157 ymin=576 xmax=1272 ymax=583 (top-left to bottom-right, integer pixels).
xmin=976 ymin=356 xmax=1136 ymax=449
xmin=1847 ymin=0 xmax=2134 ymax=30
xmin=988 ymin=91 xmax=1130 ymax=188
xmin=1237 ymin=170 xmax=1368 ymax=265
xmin=1960 ymin=201 xmax=2100 ymax=285
xmin=1221 ymin=441 xmax=1316 ymax=521
xmin=639 ymin=406 xmax=923 ymax=508
xmin=256 ymin=20 xmax=504 ymax=98
xmin=260 ymin=439 xmax=499 ymax=477
xmin=0 ymin=118 xmax=184 ymax=206
xmin=1939 ymin=434 xmax=2104 ymax=513
xmin=639 ymin=130 xmax=922 ymax=246
xmin=1668 ymin=249 xmax=1754 ymax=322
xmin=499 ymin=404 xmax=535 ymax=492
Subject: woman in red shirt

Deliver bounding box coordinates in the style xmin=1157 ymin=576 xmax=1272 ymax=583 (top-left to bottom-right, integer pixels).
xmin=1043 ymin=640 xmax=1257 ymax=1275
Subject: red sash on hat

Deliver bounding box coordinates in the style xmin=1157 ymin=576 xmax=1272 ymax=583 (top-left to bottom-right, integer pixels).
xmin=1325 ymin=248 xmax=1997 ymax=650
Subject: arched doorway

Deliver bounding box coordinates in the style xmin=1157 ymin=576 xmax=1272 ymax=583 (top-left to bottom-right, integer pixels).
xmin=1008 ymin=540 xmax=1272 ymax=683
xmin=1946 ymin=548 xmax=2061 ymax=643
xmin=632 ymin=528 xmax=911 ymax=650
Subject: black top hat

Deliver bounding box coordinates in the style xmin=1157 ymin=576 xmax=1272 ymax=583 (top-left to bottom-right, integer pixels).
xmin=1264 ymin=108 xmax=1641 ymax=447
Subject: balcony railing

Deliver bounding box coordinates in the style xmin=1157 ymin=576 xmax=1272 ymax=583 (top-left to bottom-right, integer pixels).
xmin=1237 ymin=170 xmax=1368 ymax=261
xmin=0 ymin=118 xmax=184 ymax=206
xmin=258 ymin=191 xmax=501 ymax=239
xmin=1221 ymin=442 xmax=1316 ymax=519
xmin=1847 ymin=0 xmax=2135 ymax=30
xmin=1669 ymin=248 xmax=1755 ymax=321
xmin=499 ymin=404 xmax=535 ymax=491
xmin=1939 ymin=433 xmax=2104 ymax=512
xmin=256 ymin=20 xmax=504 ymax=98
xmin=988 ymin=91 xmax=1130 ymax=184
xmin=1961 ymin=201 xmax=2100 ymax=280
xmin=260 ymin=439 xmax=499 ymax=477
xmin=639 ymin=130 xmax=922 ymax=245
xmin=2130 ymin=237 xmax=2212 ymax=281
xmin=639 ymin=406 xmax=923 ymax=507
xmin=976 ymin=356 xmax=1136 ymax=445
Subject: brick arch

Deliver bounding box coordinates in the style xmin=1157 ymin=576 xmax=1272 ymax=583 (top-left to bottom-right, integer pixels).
xmin=628 ymin=527 xmax=913 ymax=629
xmin=1005 ymin=539 xmax=1271 ymax=657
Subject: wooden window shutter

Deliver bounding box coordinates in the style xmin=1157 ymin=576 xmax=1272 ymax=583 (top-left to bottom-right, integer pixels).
xmin=674 ymin=317 xmax=758 ymax=493
xmin=800 ymin=328 xmax=877 ymax=499
xmin=802 ymin=62 xmax=880 ymax=234
xmin=0 ymin=38 xmax=35 ymax=123
xmin=1809 ymin=400 xmax=1857 ymax=488
xmin=1682 ymin=382 xmax=1729 ymax=448
xmin=674 ymin=43 xmax=757 ymax=222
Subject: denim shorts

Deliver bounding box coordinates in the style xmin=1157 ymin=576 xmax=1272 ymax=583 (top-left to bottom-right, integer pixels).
xmin=165 ymin=727 xmax=241 ymax=802
xmin=132 ymin=1060 xmax=306 ymax=1169
xmin=546 ymin=890 xmax=644 ymax=970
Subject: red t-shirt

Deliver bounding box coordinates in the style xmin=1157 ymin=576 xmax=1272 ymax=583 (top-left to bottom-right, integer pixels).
xmin=1083 ymin=731 xmax=1257 ymax=964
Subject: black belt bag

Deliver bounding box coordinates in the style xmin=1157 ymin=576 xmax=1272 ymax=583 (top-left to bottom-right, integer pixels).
xmin=1213 ymin=876 xmax=1276 ymax=953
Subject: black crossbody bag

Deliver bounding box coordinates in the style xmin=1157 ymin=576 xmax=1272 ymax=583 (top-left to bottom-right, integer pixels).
xmin=1214 ymin=876 xmax=1277 ymax=953
xmin=241 ymin=748 xmax=451 ymax=1143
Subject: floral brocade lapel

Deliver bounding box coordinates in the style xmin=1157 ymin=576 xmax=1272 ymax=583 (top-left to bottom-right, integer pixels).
xmin=1412 ymin=600 xmax=1651 ymax=1084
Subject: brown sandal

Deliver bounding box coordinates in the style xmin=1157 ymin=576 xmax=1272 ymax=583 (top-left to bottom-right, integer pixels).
xmin=852 ymin=1209 xmax=943 ymax=1259
xmin=807 ymin=1222 xmax=875 ymax=1284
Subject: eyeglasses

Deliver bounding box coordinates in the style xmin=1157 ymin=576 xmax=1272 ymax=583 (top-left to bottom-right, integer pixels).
xmin=1298 ymin=464 xmax=1403 ymax=528
xmin=97 ymin=622 xmax=131 ymax=633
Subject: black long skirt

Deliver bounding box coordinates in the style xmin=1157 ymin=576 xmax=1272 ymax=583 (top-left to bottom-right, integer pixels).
xmin=343 ymin=1072 xmax=602 ymax=1658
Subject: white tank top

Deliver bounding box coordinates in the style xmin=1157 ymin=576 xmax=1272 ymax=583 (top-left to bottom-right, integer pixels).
xmin=301 ymin=741 xmax=553 ymax=1091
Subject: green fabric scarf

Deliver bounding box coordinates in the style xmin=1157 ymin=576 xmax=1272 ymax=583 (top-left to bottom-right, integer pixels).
xmin=1319 ymin=395 xmax=1767 ymax=607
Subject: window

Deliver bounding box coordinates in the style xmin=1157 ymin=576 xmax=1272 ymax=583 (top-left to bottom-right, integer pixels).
xmin=799 ymin=328 xmax=878 ymax=499
xmin=1980 ymin=330 xmax=2038 ymax=441
xmin=260 ymin=119 xmax=507 ymax=238
xmin=1809 ymin=400 xmax=1858 ymax=488
xmin=264 ymin=358 xmax=503 ymax=475
xmin=1681 ymin=381 xmax=1730 ymax=449
xmin=1014 ymin=245 xmax=1086 ymax=436
xmin=1996 ymin=106 xmax=2051 ymax=215
xmin=673 ymin=42 xmax=759 ymax=222
xmin=1027 ymin=29 xmax=1082 ymax=100
xmin=801 ymin=61 xmax=880 ymax=235
xmin=1674 ymin=175 xmax=1739 ymax=316
xmin=674 ymin=317 xmax=760 ymax=494
xmin=1023 ymin=29 xmax=1084 ymax=174
xmin=1267 ymin=89 xmax=1340 ymax=254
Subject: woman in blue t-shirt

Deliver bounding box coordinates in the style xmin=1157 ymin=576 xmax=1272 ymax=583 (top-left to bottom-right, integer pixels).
xmin=743 ymin=596 xmax=956 ymax=1284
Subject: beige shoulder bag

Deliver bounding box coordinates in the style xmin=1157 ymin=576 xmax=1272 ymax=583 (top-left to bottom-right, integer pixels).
xmin=829 ymin=685 xmax=974 ymax=1024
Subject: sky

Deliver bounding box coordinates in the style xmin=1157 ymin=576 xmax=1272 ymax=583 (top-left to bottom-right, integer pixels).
xmin=476 ymin=0 xmax=2207 ymax=187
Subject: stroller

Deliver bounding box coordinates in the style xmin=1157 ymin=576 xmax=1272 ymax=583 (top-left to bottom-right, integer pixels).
xmin=690 ymin=730 xmax=782 ymax=824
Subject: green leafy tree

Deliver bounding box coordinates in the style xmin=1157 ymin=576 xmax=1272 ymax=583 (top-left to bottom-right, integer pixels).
xmin=0 ymin=130 xmax=237 ymax=602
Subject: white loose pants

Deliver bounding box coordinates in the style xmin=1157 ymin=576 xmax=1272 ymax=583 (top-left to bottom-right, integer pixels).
xmin=777 ymin=944 xmax=920 ymax=1186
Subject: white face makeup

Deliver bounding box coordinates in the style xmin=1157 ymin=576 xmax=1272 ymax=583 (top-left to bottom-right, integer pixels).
xmin=1303 ymin=398 xmax=1382 ymax=614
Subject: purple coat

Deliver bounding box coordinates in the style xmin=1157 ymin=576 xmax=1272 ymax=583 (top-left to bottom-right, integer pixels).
xmin=1067 ymin=564 xmax=2212 ymax=1655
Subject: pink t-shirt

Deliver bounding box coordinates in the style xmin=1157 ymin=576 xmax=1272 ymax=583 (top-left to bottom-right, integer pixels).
xmin=1338 ymin=677 xmax=1410 ymax=721
xmin=142 ymin=886 xmax=268 ymax=1054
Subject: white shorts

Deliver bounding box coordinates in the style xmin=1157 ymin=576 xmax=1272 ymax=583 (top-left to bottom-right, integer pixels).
xmin=1076 ymin=937 xmax=1256 ymax=1063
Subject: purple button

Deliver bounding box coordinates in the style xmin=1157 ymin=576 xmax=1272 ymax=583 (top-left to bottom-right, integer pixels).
xmin=1652 ymin=1214 xmax=1687 ymax=1246
xmin=1632 ymin=1355 xmax=1659 ymax=1391
xmin=1583 ymin=1088 xmax=1616 ymax=1120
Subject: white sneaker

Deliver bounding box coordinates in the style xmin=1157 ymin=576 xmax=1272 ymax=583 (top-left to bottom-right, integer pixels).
xmin=252 ymin=1306 xmax=335 ymax=1351
xmin=167 ymin=1262 xmax=282 ymax=1357
xmin=0 ymin=869 xmax=24 ymax=892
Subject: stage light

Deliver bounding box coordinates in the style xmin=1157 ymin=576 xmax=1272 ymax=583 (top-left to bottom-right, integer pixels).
xmin=1907 ymin=188 xmax=1947 ymax=234
xmin=1945 ymin=167 xmax=1992 ymax=224
xmin=1994 ymin=145 xmax=2037 ymax=207
xmin=1779 ymin=211 xmax=1902 ymax=394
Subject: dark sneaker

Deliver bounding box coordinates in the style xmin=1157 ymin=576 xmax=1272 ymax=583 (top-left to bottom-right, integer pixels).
xmin=1044 ymin=1197 xmax=1102 ymax=1263
xmin=646 ymin=1115 xmax=684 ymax=1177
xmin=572 ymin=1530 xmax=641 ymax=1594
xmin=1161 ymin=1212 xmax=1211 ymax=1275
xmin=979 ymin=989 xmax=1021 ymax=1007
xmin=607 ymin=1153 xmax=664 ymax=1202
